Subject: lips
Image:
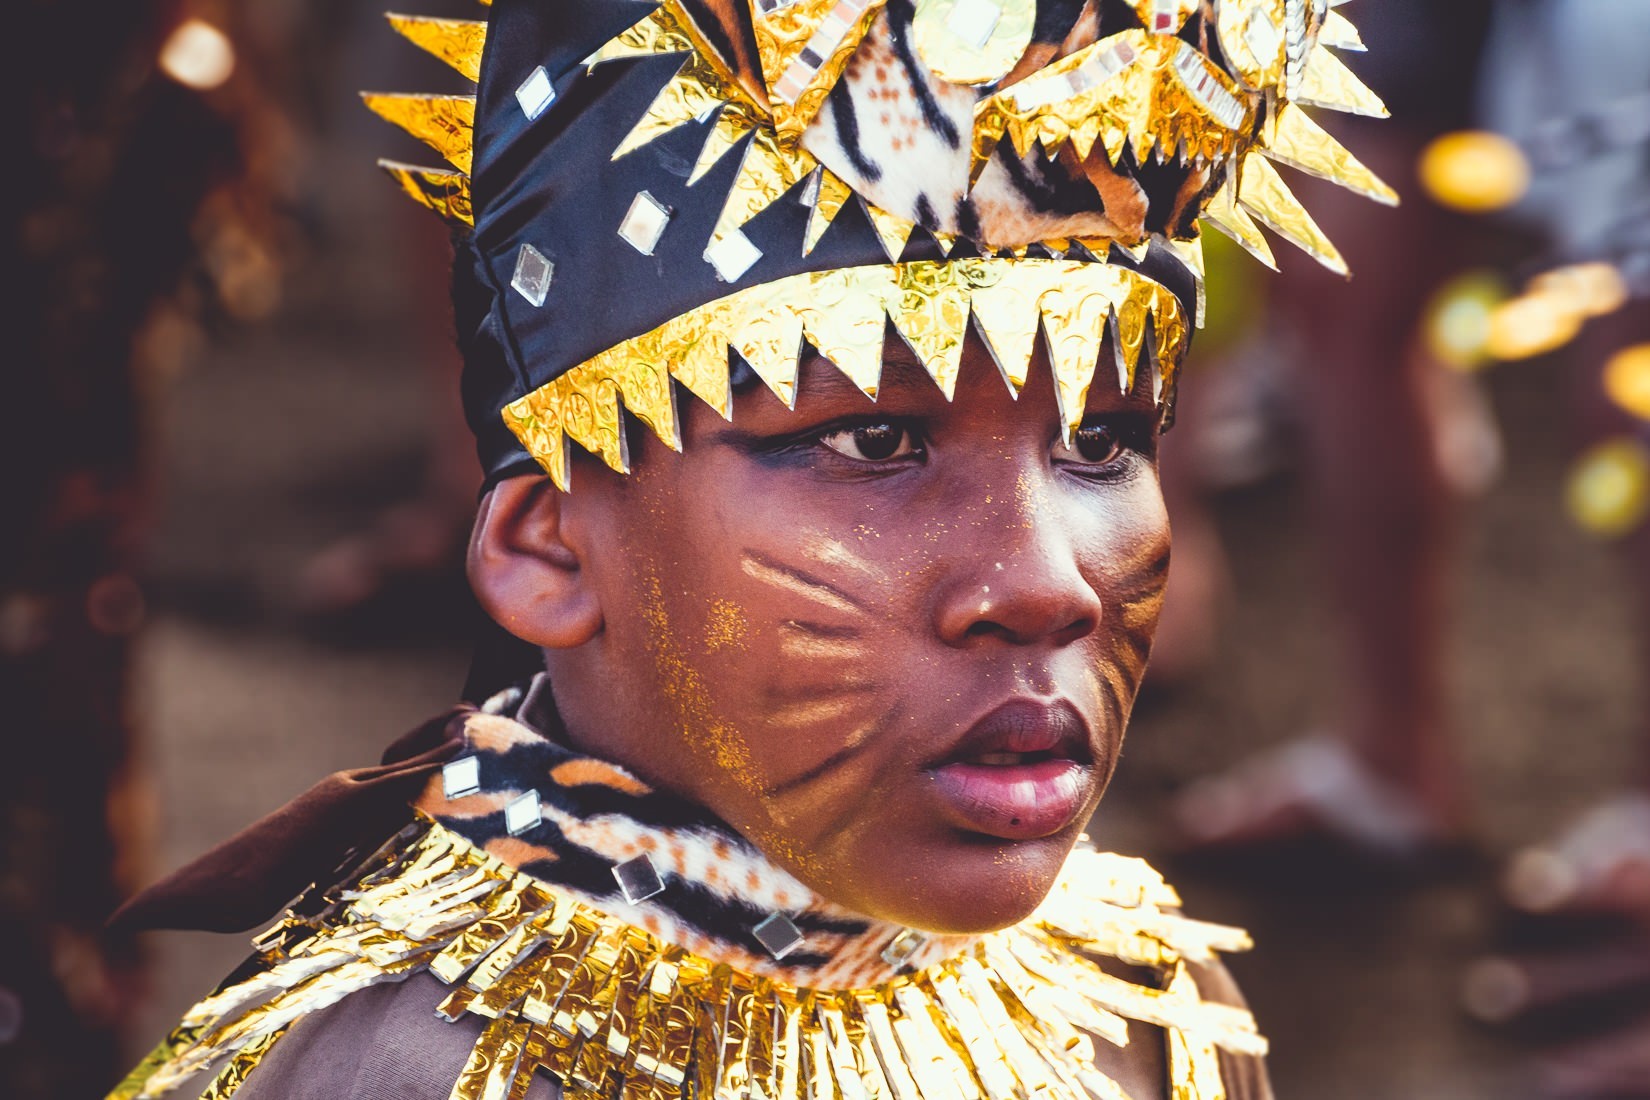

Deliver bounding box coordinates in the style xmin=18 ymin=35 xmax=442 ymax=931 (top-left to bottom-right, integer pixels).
xmin=926 ymin=699 xmax=1098 ymax=841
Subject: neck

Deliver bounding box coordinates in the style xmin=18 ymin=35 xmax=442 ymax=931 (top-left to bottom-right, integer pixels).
xmin=414 ymin=676 xmax=980 ymax=988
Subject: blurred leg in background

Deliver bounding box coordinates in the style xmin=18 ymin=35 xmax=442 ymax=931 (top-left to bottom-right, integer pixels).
xmin=1160 ymin=0 xmax=1496 ymax=867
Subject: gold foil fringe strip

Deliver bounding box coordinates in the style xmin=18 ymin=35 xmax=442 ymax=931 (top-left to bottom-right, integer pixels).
xmin=501 ymin=259 xmax=1190 ymax=490
xmin=116 ymin=818 xmax=1261 ymax=1100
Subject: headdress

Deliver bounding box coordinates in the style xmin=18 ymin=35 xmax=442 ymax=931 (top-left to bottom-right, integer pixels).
xmin=367 ymin=0 xmax=1394 ymax=488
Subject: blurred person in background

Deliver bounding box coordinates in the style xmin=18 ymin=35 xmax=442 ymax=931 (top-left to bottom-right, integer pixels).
xmin=2 ymin=2 xmax=285 ymax=1098
xmin=1457 ymin=1 xmax=1650 ymax=1094
xmin=1156 ymin=0 xmax=1498 ymax=868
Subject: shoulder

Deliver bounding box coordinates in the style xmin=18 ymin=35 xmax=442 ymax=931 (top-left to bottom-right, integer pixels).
xmin=230 ymin=973 xmax=560 ymax=1100
xmin=1184 ymin=957 xmax=1275 ymax=1100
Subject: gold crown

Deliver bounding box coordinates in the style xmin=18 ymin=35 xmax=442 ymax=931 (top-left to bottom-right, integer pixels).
xmin=366 ymin=1 xmax=1394 ymax=488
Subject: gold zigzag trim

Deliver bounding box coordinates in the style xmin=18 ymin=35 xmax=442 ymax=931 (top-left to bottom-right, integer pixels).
xmin=501 ymin=260 xmax=1190 ymax=491
xmin=111 ymin=818 xmax=1263 ymax=1100
xmin=970 ymin=31 xmax=1253 ymax=186
xmin=387 ymin=13 xmax=488 ymax=81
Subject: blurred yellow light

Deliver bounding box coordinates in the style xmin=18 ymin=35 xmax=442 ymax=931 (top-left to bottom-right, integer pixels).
xmin=1528 ymin=262 xmax=1629 ymax=320
xmin=1566 ymin=437 xmax=1650 ymax=538
xmin=1604 ymin=344 xmax=1650 ymax=421
xmin=1484 ymin=293 xmax=1583 ymax=360
xmin=159 ymin=19 xmax=236 ymax=91
xmin=1419 ymin=131 xmax=1530 ymax=213
xmin=1423 ymin=271 xmax=1508 ymax=370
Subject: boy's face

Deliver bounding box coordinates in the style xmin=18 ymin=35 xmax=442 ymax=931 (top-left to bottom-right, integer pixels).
xmin=541 ymin=335 xmax=1171 ymax=934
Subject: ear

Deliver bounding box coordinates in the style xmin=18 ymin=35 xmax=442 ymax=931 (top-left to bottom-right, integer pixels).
xmin=468 ymin=475 xmax=603 ymax=648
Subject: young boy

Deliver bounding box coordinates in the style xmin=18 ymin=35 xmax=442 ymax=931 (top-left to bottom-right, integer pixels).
xmin=111 ymin=2 xmax=1392 ymax=1097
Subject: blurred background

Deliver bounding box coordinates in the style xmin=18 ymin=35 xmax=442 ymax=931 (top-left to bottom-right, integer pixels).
xmin=4 ymin=1 xmax=1649 ymax=1097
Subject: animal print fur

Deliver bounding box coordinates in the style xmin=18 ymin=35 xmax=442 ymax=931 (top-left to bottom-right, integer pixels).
xmin=675 ymin=0 xmax=1226 ymax=248
xmin=413 ymin=676 xmax=980 ymax=989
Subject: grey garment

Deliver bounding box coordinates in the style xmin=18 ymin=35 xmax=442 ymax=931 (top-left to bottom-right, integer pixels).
xmin=214 ymin=963 xmax=1267 ymax=1100
xmin=229 ymin=972 xmax=559 ymax=1100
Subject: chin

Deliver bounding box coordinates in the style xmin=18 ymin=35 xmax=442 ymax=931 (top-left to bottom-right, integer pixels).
xmin=856 ymin=829 xmax=1080 ymax=935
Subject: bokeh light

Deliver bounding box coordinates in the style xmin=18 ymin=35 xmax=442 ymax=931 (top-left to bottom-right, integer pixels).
xmin=1604 ymin=344 xmax=1650 ymax=422
xmin=1566 ymin=437 xmax=1650 ymax=538
xmin=1424 ymin=271 xmax=1509 ymax=370
xmin=1484 ymin=292 xmax=1584 ymax=360
xmin=1419 ymin=130 xmax=1530 ymax=213
xmin=158 ymin=19 xmax=237 ymax=92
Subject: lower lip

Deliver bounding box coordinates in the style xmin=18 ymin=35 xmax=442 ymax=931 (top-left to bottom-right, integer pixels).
xmin=928 ymin=759 xmax=1096 ymax=841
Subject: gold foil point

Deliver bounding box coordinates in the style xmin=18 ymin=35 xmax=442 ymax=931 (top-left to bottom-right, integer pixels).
xmin=1263 ymin=102 xmax=1398 ymax=206
xmin=1297 ymin=45 xmax=1389 ymax=119
xmin=362 ymin=92 xmax=476 ymax=173
xmin=804 ymin=170 xmax=855 ymax=255
xmin=1238 ymin=155 xmax=1348 ymax=275
xmin=378 ymin=160 xmax=474 ymax=226
xmin=386 ymin=13 xmax=487 ymax=82
xmin=1318 ymin=10 xmax=1366 ymax=52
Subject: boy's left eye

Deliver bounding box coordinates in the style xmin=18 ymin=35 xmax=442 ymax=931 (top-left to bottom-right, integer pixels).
xmin=819 ymin=422 xmax=922 ymax=462
xmin=1053 ymin=423 xmax=1126 ymax=467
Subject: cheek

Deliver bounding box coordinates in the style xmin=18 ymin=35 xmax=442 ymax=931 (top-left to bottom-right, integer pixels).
xmin=1081 ymin=482 xmax=1172 ymax=689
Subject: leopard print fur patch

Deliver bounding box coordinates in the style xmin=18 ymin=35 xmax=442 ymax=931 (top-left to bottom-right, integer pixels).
xmin=412 ymin=676 xmax=979 ymax=989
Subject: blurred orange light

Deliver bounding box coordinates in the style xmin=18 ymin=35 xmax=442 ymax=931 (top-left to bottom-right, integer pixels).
xmin=159 ymin=19 xmax=236 ymax=91
xmin=1528 ymin=262 xmax=1629 ymax=320
xmin=1418 ymin=131 xmax=1530 ymax=214
xmin=1566 ymin=437 xmax=1650 ymax=538
xmin=1604 ymin=344 xmax=1650 ymax=422
xmin=1484 ymin=293 xmax=1583 ymax=360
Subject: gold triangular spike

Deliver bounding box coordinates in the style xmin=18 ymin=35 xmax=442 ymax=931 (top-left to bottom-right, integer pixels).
xmin=613 ymin=55 xmax=732 ymax=160
xmin=1262 ymin=103 xmax=1397 ymax=204
xmin=362 ymin=93 xmax=476 ymax=173
xmin=1238 ymin=155 xmax=1348 ymax=275
xmin=378 ymin=160 xmax=474 ymax=226
xmin=386 ymin=14 xmax=487 ymax=82
xmin=1318 ymin=11 xmax=1366 ymax=51
xmin=804 ymin=170 xmax=853 ymax=255
xmin=690 ymin=105 xmax=756 ymax=184
xmin=801 ymin=280 xmax=893 ymax=398
xmin=586 ymin=6 xmax=693 ymax=69
xmin=708 ymin=127 xmax=816 ymax=244
xmin=930 ymin=229 xmax=958 ymax=257
xmin=669 ymin=332 xmax=736 ymax=419
xmin=970 ymin=278 xmax=1040 ymax=396
xmin=1297 ymin=47 xmax=1389 ymax=118
xmin=863 ymin=201 xmax=915 ymax=263
xmin=1111 ymin=239 xmax=1151 ymax=263
xmin=1164 ymin=234 xmax=1207 ymax=329
xmin=1201 ymin=176 xmax=1277 ymax=269
xmin=890 ymin=279 xmax=971 ymax=400
xmin=1039 ymin=292 xmax=1107 ymax=433
xmin=731 ymin=312 xmax=806 ymax=408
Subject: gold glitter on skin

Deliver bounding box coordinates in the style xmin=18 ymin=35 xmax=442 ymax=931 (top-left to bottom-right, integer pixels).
xmin=702 ymin=598 xmax=748 ymax=653
xmin=637 ymin=570 xmax=759 ymax=791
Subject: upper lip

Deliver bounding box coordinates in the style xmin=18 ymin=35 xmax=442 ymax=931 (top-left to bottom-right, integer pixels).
xmin=930 ymin=698 xmax=1093 ymax=767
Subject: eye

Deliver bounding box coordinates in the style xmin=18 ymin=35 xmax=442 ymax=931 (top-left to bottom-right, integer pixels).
xmin=1054 ymin=422 xmax=1126 ymax=467
xmin=819 ymin=422 xmax=923 ymax=462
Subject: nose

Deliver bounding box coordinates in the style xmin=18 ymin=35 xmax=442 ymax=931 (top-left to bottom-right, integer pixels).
xmin=932 ymin=477 xmax=1104 ymax=648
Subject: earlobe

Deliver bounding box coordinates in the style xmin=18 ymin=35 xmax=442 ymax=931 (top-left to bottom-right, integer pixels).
xmin=468 ymin=476 xmax=604 ymax=649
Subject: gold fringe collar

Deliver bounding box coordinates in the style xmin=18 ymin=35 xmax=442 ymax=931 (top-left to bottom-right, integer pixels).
xmin=112 ymin=818 xmax=1264 ymax=1100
